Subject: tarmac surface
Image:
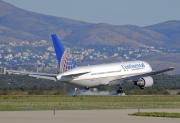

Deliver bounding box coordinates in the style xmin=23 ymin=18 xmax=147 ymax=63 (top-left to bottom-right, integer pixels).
xmin=0 ymin=109 xmax=180 ymax=123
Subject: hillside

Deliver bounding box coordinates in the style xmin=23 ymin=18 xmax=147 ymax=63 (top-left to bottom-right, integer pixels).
xmin=1 ymin=1 xmax=180 ymax=48
xmin=64 ymin=24 xmax=169 ymax=47
xmin=145 ymin=20 xmax=180 ymax=48
xmin=0 ymin=1 xmax=89 ymax=42
xmin=0 ymin=1 xmax=180 ymax=74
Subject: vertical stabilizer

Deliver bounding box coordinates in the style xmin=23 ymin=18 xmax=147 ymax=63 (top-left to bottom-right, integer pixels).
xmin=51 ymin=34 xmax=65 ymax=68
xmin=51 ymin=34 xmax=76 ymax=73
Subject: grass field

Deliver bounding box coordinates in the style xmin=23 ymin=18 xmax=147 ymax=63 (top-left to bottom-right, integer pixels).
xmin=0 ymin=95 xmax=180 ymax=111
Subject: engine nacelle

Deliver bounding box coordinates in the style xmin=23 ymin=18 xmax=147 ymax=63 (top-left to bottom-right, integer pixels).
xmin=134 ymin=76 xmax=153 ymax=89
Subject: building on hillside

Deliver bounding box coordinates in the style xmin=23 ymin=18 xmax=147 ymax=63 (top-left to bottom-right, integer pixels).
xmin=0 ymin=67 xmax=6 ymax=74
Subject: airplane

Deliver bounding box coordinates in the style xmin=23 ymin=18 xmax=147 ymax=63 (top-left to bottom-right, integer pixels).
xmin=7 ymin=34 xmax=174 ymax=94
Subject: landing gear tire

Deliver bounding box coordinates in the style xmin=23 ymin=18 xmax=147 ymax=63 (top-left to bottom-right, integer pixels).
xmin=117 ymin=90 xmax=125 ymax=96
xmin=117 ymin=85 xmax=126 ymax=96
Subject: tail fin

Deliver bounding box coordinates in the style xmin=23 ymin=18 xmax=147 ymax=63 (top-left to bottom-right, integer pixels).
xmin=51 ymin=34 xmax=76 ymax=73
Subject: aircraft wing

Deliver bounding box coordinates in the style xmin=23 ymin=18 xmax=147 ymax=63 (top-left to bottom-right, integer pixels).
xmin=127 ymin=67 xmax=174 ymax=81
xmin=109 ymin=67 xmax=174 ymax=85
xmin=6 ymin=70 xmax=58 ymax=81
xmin=6 ymin=70 xmax=90 ymax=81
xmin=61 ymin=71 xmax=90 ymax=78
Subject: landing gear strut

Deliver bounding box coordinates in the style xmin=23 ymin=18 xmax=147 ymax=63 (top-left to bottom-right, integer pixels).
xmin=117 ymin=84 xmax=125 ymax=96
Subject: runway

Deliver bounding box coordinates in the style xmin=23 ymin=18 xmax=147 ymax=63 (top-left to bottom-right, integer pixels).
xmin=0 ymin=109 xmax=179 ymax=123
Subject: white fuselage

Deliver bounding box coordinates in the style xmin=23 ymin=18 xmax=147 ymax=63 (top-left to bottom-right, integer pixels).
xmin=57 ymin=61 xmax=152 ymax=88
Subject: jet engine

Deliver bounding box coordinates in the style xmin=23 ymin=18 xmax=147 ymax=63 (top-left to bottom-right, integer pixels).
xmin=134 ymin=76 xmax=153 ymax=89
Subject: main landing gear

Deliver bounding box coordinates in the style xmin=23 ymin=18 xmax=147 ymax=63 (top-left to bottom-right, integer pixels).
xmin=117 ymin=84 xmax=125 ymax=96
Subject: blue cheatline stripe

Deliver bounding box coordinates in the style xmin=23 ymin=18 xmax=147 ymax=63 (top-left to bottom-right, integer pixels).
xmin=51 ymin=34 xmax=65 ymax=69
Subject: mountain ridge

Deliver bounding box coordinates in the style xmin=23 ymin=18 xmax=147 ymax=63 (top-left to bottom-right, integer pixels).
xmin=1 ymin=1 xmax=180 ymax=49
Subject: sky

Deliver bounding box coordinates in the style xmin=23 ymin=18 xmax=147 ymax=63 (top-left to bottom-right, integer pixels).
xmin=3 ymin=0 xmax=180 ymax=26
